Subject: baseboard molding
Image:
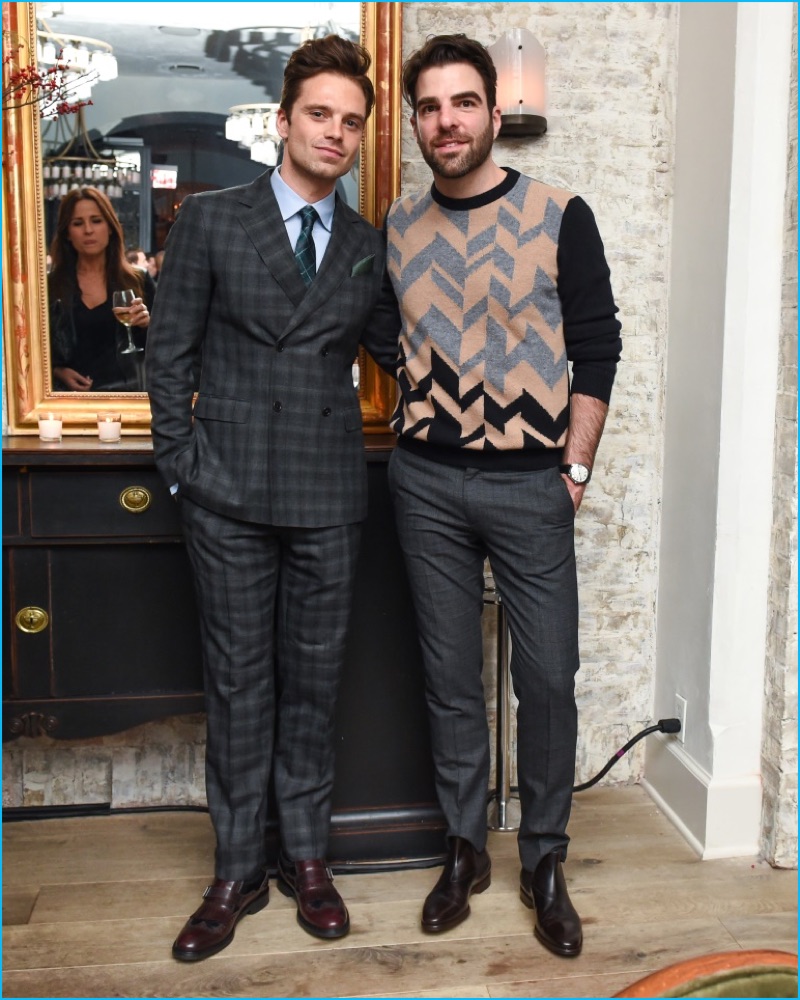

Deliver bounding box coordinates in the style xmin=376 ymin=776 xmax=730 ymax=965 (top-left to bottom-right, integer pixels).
xmin=2 ymin=802 xmax=209 ymax=822
xmin=643 ymin=733 xmax=761 ymax=859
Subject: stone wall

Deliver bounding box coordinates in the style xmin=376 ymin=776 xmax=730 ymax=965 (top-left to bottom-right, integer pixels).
xmin=761 ymin=4 xmax=798 ymax=869
xmin=3 ymin=715 xmax=207 ymax=809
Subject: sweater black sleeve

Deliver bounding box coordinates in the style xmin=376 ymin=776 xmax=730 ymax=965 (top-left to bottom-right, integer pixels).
xmin=360 ymin=214 xmax=402 ymax=377
xmin=557 ymin=196 xmax=622 ymax=404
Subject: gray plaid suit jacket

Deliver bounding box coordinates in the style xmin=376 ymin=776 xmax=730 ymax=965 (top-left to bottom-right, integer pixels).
xmin=146 ymin=169 xmax=398 ymax=526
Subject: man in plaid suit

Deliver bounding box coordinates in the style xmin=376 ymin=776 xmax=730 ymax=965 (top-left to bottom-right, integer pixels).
xmin=146 ymin=35 xmax=398 ymax=962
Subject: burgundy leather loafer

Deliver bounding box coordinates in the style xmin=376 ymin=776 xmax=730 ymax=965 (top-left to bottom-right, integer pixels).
xmin=421 ymin=836 xmax=492 ymax=933
xmin=277 ymin=854 xmax=350 ymax=939
xmin=172 ymin=873 xmax=269 ymax=962
xmin=520 ymin=850 xmax=583 ymax=957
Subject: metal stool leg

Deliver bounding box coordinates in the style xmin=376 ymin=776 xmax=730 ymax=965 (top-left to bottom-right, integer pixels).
xmin=485 ymin=590 xmax=520 ymax=832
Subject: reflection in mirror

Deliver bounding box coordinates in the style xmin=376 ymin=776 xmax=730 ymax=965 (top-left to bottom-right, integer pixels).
xmin=1 ymin=2 xmax=399 ymax=433
xmin=37 ymin=1 xmax=361 ymax=393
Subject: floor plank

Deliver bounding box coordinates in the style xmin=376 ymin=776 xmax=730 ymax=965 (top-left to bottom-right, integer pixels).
xmin=2 ymin=889 xmax=38 ymax=927
xmin=1 ymin=916 xmax=743 ymax=998
xmin=719 ymin=911 xmax=799 ymax=952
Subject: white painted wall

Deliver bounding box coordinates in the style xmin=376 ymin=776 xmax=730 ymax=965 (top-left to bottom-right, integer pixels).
xmin=646 ymin=1 xmax=794 ymax=859
xmin=653 ymin=1 xmax=737 ymax=773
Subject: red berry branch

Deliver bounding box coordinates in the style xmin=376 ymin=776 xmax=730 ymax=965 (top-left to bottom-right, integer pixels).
xmin=3 ymin=40 xmax=92 ymax=117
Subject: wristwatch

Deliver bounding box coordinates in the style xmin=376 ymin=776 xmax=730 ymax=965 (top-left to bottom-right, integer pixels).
xmin=559 ymin=463 xmax=592 ymax=485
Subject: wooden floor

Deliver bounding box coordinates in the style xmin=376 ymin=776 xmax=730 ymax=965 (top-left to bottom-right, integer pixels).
xmin=2 ymin=786 xmax=796 ymax=998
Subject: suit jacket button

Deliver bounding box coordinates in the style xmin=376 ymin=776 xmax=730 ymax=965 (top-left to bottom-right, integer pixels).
xmin=273 ymin=401 xmax=282 ymax=412
xmin=320 ymin=347 xmax=329 ymax=356
xmin=276 ymin=343 xmax=285 ymax=352
xmin=322 ymin=407 xmax=331 ymax=417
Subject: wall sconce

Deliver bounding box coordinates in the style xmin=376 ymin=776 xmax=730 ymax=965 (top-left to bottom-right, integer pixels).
xmin=487 ymin=28 xmax=547 ymax=137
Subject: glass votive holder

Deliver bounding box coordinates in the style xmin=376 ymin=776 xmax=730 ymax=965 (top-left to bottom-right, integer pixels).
xmin=38 ymin=411 xmax=62 ymax=442
xmin=97 ymin=411 xmax=122 ymax=443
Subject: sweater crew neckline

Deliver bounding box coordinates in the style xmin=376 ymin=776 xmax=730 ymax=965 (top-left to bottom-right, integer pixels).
xmin=430 ymin=168 xmax=520 ymax=211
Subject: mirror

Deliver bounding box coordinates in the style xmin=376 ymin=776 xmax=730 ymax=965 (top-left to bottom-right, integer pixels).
xmin=2 ymin=1 xmax=400 ymax=434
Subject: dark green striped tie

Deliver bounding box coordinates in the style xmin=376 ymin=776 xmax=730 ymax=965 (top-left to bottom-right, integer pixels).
xmin=294 ymin=205 xmax=318 ymax=286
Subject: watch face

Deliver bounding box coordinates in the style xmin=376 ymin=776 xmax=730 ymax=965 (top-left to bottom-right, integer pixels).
xmin=570 ymin=464 xmax=590 ymax=484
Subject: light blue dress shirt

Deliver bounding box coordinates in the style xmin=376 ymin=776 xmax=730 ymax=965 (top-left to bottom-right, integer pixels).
xmin=270 ymin=166 xmax=336 ymax=268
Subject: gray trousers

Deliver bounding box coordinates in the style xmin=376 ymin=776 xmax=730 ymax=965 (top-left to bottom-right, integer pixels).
xmin=388 ymin=447 xmax=580 ymax=872
xmin=179 ymin=496 xmax=361 ymax=879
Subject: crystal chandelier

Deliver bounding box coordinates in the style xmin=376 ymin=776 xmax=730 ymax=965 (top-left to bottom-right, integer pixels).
xmin=225 ymin=103 xmax=281 ymax=165
xmin=36 ymin=23 xmax=118 ymax=112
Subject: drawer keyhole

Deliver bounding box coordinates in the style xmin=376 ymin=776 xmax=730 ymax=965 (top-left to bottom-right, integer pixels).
xmin=15 ymin=606 xmax=49 ymax=633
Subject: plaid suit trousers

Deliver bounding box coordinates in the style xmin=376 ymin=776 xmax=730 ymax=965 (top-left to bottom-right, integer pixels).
xmin=179 ymin=495 xmax=361 ymax=879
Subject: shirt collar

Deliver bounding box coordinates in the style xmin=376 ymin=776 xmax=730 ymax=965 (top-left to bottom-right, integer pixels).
xmin=271 ymin=167 xmax=336 ymax=232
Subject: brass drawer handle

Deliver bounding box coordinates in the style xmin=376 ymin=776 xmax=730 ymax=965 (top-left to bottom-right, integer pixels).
xmin=15 ymin=606 xmax=49 ymax=633
xmin=119 ymin=485 xmax=152 ymax=514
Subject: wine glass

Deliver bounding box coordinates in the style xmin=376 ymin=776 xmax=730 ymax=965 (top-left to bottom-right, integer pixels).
xmin=112 ymin=289 xmax=143 ymax=354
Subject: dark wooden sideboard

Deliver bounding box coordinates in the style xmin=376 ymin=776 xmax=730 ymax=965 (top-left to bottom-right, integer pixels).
xmin=2 ymin=435 xmax=445 ymax=868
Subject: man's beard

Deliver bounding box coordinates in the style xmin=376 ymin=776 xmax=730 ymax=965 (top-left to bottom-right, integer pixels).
xmin=419 ymin=118 xmax=495 ymax=180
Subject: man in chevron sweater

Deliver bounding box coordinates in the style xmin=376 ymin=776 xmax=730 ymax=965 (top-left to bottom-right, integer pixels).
xmin=384 ymin=34 xmax=622 ymax=957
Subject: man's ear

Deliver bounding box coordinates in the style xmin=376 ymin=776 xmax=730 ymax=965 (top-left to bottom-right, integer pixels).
xmin=491 ymin=105 xmax=502 ymax=139
xmin=410 ymin=113 xmax=418 ymax=139
xmin=276 ymin=108 xmax=290 ymax=141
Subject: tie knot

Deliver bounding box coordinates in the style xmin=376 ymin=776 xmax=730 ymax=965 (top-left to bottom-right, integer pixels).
xmin=299 ymin=205 xmax=318 ymax=231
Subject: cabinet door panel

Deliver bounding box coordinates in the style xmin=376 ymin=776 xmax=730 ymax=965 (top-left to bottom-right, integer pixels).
xmin=49 ymin=545 xmax=203 ymax=698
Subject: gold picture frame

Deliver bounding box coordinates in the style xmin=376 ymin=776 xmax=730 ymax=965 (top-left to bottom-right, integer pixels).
xmin=2 ymin=1 xmax=401 ymax=434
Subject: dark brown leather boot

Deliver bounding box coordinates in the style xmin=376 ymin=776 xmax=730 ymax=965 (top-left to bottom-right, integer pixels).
xmin=520 ymin=850 xmax=582 ymax=957
xmin=421 ymin=836 xmax=492 ymax=933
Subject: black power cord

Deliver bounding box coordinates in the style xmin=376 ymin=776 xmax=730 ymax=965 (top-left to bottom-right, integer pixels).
xmin=572 ymin=717 xmax=682 ymax=792
xmin=488 ymin=717 xmax=682 ymax=806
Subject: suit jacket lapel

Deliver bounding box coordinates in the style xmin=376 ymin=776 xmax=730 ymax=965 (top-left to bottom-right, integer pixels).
xmin=236 ymin=170 xmax=308 ymax=309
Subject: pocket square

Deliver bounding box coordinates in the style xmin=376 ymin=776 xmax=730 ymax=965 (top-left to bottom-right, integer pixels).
xmin=350 ymin=254 xmax=375 ymax=277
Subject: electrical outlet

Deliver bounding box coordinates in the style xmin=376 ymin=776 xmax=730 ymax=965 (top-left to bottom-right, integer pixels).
xmin=674 ymin=694 xmax=687 ymax=743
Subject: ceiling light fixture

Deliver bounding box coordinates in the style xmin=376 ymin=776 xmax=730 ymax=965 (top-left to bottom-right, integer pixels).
xmin=36 ymin=20 xmax=118 ymax=109
xmin=225 ymin=102 xmax=281 ymax=165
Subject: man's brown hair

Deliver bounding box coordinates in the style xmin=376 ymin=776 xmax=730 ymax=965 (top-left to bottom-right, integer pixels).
xmin=402 ymin=34 xmax=498 ymax=112
xmin=281 ymin=34 xmax=374 ymax=120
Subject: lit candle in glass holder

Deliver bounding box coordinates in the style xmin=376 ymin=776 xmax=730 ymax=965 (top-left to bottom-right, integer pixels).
xmin=38 ymin=412 xmax=62 ymax=442
xmin=97 ymin=411 xmax=122 ymax=443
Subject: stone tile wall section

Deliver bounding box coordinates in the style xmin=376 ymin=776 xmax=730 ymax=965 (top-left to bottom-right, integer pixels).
xmin=761 ymin=4 xmax=798 ymax=870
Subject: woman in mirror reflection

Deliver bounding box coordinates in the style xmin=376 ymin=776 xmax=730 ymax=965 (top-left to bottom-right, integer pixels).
xmin=48 ymin=186 xmax=156 ymax=391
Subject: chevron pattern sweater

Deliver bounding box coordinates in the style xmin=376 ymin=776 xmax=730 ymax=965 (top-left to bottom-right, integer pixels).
xmin=386 ymin=169 xmax=622 ymax=469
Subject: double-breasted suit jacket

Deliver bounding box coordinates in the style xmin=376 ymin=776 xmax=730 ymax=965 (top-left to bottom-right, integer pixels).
xmin=147 ymin=169 xmax=395 ymax=526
